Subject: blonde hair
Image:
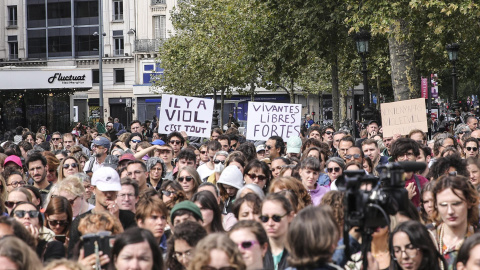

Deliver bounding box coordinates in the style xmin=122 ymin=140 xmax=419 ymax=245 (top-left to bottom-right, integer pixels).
xmin=269 ymin=176 xmax=312 ymax=211
xmin=188 ymin=233 xmax=246 ymax=270
xmin=78 ymin=212 xmax=123 ymax=235
xmin=44 ymin=259 xmax=88 ymax=270
xmin=44 ymin=176 xmax=85 ymax=209
xmin=0 ymin=236 xmax=42 ymax=270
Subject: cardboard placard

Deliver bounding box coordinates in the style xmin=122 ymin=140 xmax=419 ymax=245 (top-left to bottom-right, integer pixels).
xmin=380 ymin=98 xmax=428 ymax=137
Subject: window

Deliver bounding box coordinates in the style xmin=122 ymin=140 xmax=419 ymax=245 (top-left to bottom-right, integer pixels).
xmin=114 ymin=69 xmax=125 ymax=84
xmin=8 ymin=36 xmax=18 ymax=60
xmin=8 ymin=6 xmax=17 ymax=27
xmin=47 ymin=1 xmax=71 ymax=26
xmin=92 ymin=69 xmax=99 ymax=84
xmin=113 ymin=30 xmax=124 ymax=56
xmin=27 ymin=29 xmax=47 ymax=58
xmin=113 ymin=0 xmax=123 ymax=21
xmin=75 ymin=27 xmax=99 ymax=56
xmin=153 ymin=16 xmax=166 ymax=40
xmin=142 ymin=62 xmax=164 ymax=85
xmin=151 ymin=0 xmax=166 ymax=4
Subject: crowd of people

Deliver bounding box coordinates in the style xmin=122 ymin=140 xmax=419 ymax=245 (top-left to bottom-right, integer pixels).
xmin=1 ymin=114 xmax=480 ymax=270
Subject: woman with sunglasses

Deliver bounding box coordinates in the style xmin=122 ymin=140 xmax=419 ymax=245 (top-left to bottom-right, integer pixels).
xmin=127 ymin=132 xmax=143 ymax=153
xmin=243 ymin=160 xmax=272 ymax=194
xmin=166 ymin=221 xmax=207 ymax=270
xmin=189 ymin=233 xmax=246 ymax=270
xmin=192 ymin=190 xmax=225 ymax=233
xmin=11 ymin=202 xmax=66 ymax=262
xmin=176 ymin=167 xmax=201 ymax=200
xmin=325 ymin=157 xmax=345 ymax=191
xmin=45 ymin=196 xmax=73 ymax=247
xmin=388 ymin=220 xmax=446 ymax=270
xmin=5 ymin=187 xmax=31 ymax=215
xmin=198 ymin=144 xmax=210 ymax=166
xmin=57 ymin=156 xmax=80 ymax=182
xmin=260 ymin=193 xmax=294 ymax=270
xmin=160 ymin=180 xmax=187 ymax=211
xmin=229 ymin=220 xmax=269 ymax=270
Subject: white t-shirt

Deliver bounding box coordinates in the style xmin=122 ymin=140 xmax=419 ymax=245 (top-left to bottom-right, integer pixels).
xmin=197 ymin=164 xmax=215 ymax=181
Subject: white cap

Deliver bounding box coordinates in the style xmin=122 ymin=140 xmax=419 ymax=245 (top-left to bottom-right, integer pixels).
xmin=256 ymin=144 xmax=265 ymax=153
xmin=91 ymin=167 xmax=121 ymax=191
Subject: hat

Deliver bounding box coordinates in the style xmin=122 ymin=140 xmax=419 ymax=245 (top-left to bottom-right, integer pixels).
xmin=286 ymin=136 xmax=302 ymax=154
xmin=4 ymin=155 xmax=22 ymax=167
xmin=170 ymin=201 xmax=203 ymax=222
xmin=116 ymin=129 xmax=127 ymax=136
xmin=217 ymin=165 xmax=244 ymax=190
xmin=91 ymin=167 xmax=121 ymax=191
xmin=93 ymin=136 xmax=111 ymax=148
xmin=119 ymin=153 xmax=135 ymax=163
xmin=152 ymin=139 xmax=165 ymax=146
xmin=367 ymin=120 xmax=379 ymax=126
xmin=256 ymin=144 xmax=265 ymax=153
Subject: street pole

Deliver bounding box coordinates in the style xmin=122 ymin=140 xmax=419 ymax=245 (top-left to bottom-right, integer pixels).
xmin=361 ymin=56 xmax=369 ymax=108
xmin=98 ymin=0 xmax=104 ymax=122
xmin=452 ymin=60 xmax=457 ymax=109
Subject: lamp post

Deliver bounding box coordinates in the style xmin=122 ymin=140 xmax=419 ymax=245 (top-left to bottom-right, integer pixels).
xmin=354 ymin=29 xmax=374 ymax=123
xmin=446 ymin=43 xmax=460 ymax=110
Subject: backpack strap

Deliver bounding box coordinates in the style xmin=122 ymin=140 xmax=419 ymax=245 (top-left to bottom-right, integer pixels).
xmin=413 ymin=174 xmax=422 ymax=194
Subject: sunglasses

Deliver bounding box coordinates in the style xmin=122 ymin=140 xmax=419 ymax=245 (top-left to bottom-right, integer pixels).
xmin=178 ymin=176 xmax=194 ymax=182
xmin=237 ymin=240 xmax=258 ymax=250
xmin=466 ymin=147 xmax=478 ymax=151
xmin=265 ymin=145 xmax=273 ymax=150
xmin=131 ymin=139 xmax=141 ymax=143
xmin=201 ymin=267 xmax=236 ymax=270
xmin=4 ymin=201 xmax=21 ymax=208
xmin=48 ymin=219 xmax=69 ymax=227
xmin=345 ymin=154 xmax=361 ymax=159
xmin=214 ymin=159 xmax=225 ymax=165
xmin=324 ymin=131 xmax=333 ymax=135
xmin=458 ymin=131 xmax=465 ymax=134
xmin=161 ymin=190 xmax=176 ymax=196
xmin=170 ymin=140 xmax=182 ymax=145
xmin=259 ymin=213 xmax=288 ymax=223
xmin=63 ymin=163 xmax=78 ymax=169
xmin=14 ymin=210 xmax=40 ymax=218
xmin=52 ymin=138 xmax=61 ymax=141
xmin=7 ymin=180 xmax=26 ymax=187
xmin=200 ymin=151 xmax=207 ymax=154
xmin=327 ymin=167 xmax=341 ymax=173
xmin=246 ymin=173 xmax=267 ymax=181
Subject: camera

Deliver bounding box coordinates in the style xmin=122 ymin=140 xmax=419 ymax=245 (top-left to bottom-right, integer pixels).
xmin=81 ymin=231 xmax=115 ymax=258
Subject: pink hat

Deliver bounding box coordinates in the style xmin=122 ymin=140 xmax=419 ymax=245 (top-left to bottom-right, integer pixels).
xmin=4 ymin=155 xmax=22 ymax=167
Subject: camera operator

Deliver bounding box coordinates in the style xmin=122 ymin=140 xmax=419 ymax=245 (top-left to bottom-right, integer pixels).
xmin=390 ymin=138 xmax=429 ymax=207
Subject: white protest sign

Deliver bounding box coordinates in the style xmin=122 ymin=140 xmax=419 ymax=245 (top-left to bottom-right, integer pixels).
xmin=380 ymin=98 xmax=428 ymax=137
xmin=158 ymin=94 xmax=214 ymax=138
xmin=246 ymin=101 xmax=301 ymax=141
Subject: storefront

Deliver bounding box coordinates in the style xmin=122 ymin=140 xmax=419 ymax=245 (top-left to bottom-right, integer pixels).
xmin=0 ymin=67 xmax=92 ymax=133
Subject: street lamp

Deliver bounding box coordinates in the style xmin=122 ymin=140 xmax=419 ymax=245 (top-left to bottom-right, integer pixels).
xmin=446 ymin=43 xmax=460 ymax=109
xmin=354 ymin=29 xmax=374 ymax=122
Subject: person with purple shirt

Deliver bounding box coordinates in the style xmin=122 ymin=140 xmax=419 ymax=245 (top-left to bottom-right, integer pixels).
xmin=299 ymin=157 xmax=329 ymax=206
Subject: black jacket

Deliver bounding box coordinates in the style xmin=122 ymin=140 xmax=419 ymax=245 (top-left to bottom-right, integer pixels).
xmin=263 ymin=248 xmax=289 ymax=270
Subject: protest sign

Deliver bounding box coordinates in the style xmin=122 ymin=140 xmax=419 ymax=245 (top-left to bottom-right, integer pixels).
xmin=246 ymin=101 xmax=301 ymax=141
xmin=158 ymin=94 xmax=214 ymax=137
xmin=381 ymin=98 xmax=428 ymax=137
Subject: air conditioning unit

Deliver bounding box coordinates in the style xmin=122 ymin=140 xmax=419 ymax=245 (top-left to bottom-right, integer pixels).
xmin=104 ymin=54 xmax=109 ymax=57
xmin=125 ymin=53 xmax=129 ymax=56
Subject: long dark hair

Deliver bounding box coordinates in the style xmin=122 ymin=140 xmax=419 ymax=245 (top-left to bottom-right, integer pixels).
xmin=389 ymin=221 xmax=446 ymax=270
xmin=244 ymin=159 xmax=272 ymax=193
xmin=191 ymin=191 xmax=225 ymax=233
xmin=109 ymin=227 xmax=164 ymax=270
xmin=165 ymin=221 xmax=207 ymax=270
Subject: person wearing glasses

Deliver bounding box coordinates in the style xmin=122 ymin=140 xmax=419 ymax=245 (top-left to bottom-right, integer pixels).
xmin=166 ymin=221 xmax=207 ymax=270
xmin=243 ymin=159 xmax=272 ymax=194
xmin=205 ymin=150 xmax=229 ymax=184
xmin=321 ymin=126 xmax=336 ymax=155
xmin=135 ymin=196 xmax=169 ymax=254
xmin=189 ymin=233 xmax=246 ymax=270
xmin=389 ymin=221 xmax=446 ymax=270
xmin=11 ymin=201 xmax=65 ymax=261
xmin=5 ymin=170 xmax=26 ymax=193
xmin=325 ymin=157 xmax=345 ymax=191
xmin=5 ymin=187 xmax=31 ymax=215
xmin=116 ymin=177 xmax=139 ymax=213
xmin=57 ymin=156 xmax=80 ymax=182
xmin=126 ymin=160 xmax=149 ymax=193
xmin=176 ymin=166 xmax=201 ymax=200
xmin=299 ymin=157 xmax=329 ymax=206
xmin=261 ymin=193 xmax=294 ymax=270
xmin=50 ymin=131 xmax=63 ymax=151
xmin=463 ymin=137 xmax=479 ymax=159
xmin=167 ymin=131 xmax=186 ymax=159
xmin=160 ymin=180 xmax=187 ymax=212
xmin=229 ymin=220 xmax=269 ymax=270
xmin=197 ymin=140 xmax=222 ymax=181
xmin=44 ymin=196 xmax=73 ymax=247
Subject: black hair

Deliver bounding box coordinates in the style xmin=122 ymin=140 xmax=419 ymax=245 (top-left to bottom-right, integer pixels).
xmin=165 ymin=221 xmax=207 ymax=270
xmin=127 ymin=160 xmax=147 ymax=172
xmin=464 ymin=137 xmax=479 ymax=148
xmin=232 ymin=193 xmax=262 ymax=220
xmin=177 ymin=149 xmax=196 ymax=162
xmin=25 ymin=153 xmax=47 ymax=168
xmin=217 ymin=134 xmax=231 ymax=145
xmin=396 ymin=200 xmax=420 ymax=221
xmin=244 ymin=160 xmax=272 ymax=193
xmin=427 ymin=154 xmax=468 ymax=180
xmin=457 ymin=233 xmax=480 ymax=266
xmin=22 ymin=132 xmax=36 ymax=141
xmin=167 ymin=132 xmax=185 ymax=146
xmin=206 ymin=140 xmax=222 ymax=152
xmin=236 ymin=142 xmax=257 ymax=163
xmin=300 ymin=157 xmax=320 ymax=172
xmin=390 ymin=138 xmax=421 ymax=161
xmin=267 ymin=136 xmax=285 ymax=156
xmin=191 ymin=191 xmax=225 ymax=233
xmin=127 ymin=132 xmax=144 ymax=148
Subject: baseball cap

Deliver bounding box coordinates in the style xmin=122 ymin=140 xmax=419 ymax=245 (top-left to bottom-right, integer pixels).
xmin=91 ymin=167 xmax=121 ymax=191
xmin=119 ymin=153 xmax=135 ymax=163
xmin=116 ymin=129 xmax=127 ymax=136
xmin=286 ymin=136 xmax=302 ymax=154
xmin=170 ymin=201 xmax=203 ymax=222
xmin=4 ymin=155 xmax=22 ymax=167
xmin=368 ymin=120 xmax=379 ymax=126
xmin=256 ymin=144 xmax=265 ymax=153
xmin=93 ymin=136 xmax=111 ymax=149
xmin=152 ymin=139 xmax=165 ymax=146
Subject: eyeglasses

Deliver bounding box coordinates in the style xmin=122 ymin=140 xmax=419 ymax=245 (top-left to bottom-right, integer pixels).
xmin=52 ymin=138 xmax=61 ymax=141
xmin=397 ymin=152 xmax=415 ymax=161
xmin=200 ymin=151 xmax=207 ymax=154
xmin=324 ymin=131 xmax=333 ymax=135
xmin=393 ymin=245 xmax=419 ymax=259
xmin=7 ymin=180 xmax=26 ymax=187
xmin=458 ymin=131 xmax=465 ymax=134
xmin=246 ymin=173 xmax=267 ymax=181
xmin=4 ymin=201 xmax=21 ymax=208
xmin=178 ymin=176 xmax=193 ymax=182
xmin=48 ymin=219 xmax=69 ymax=227
xmin=466 ymin=147 xmax=478 ymax=151
xmin=170 ymin=140 xmax=182 ymax=145
xmin=162 ymin=190 xmax=176 ymax=196
xmin=131 ymin=139 xmax=141 ymax=143
xmin=214 ymin=159 xmax=225 ymax=164
xmin=127 ymin=170 xmax=145 ymax=177
xmin=14 ymin=210 xmax=40 ymax=218
xmin=265 ymin=145 xmax=273 ymax=150
xmin=327 ymin=167 xmax=341 ymax=173
xmin=237 ymin=240 xmax=258 ymax=250
xmin=201 ymin=267 xmax=236 ymax=270
xmin=173 ymin=250 xmax=192 ymax=260
xmin=259 ymin=213 xmax=288 ymax=223
xmin=63 ymin=163 xmax=78 ymax=169
xmin=345 ymin=154 xmax=361 ymax=159
xmin=51 ymin=195 xmax=78 ymax=205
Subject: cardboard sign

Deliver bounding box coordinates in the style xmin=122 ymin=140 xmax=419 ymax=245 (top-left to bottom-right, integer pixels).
xmin=381 ymin=98 xmax=428 ymax=137
xmin=246 ymin=102 xmax=301 ymax=141
xmin=158 ymin=94 xmax=214 ymax=137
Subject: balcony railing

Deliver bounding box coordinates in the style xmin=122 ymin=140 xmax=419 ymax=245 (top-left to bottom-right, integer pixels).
xmin=7 ymin=20 xmax=17 ymax=26
xmin=135 ymin=39 xmax=164 ymax=52
xmin=112 ymin=14 xmax=123 ymax=21
xmin=152 ymin=0 xmax=166 ymax=4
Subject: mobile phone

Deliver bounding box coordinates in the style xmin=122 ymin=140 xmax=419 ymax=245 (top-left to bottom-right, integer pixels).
xmin=81 ymin=232 xmax=115 ymax=258
xmin=55 ymin=234 xmax=66 ymax=243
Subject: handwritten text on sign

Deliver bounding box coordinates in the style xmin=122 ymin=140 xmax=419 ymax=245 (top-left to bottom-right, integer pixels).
xmin=246 ymin=102 xmax=301 ymax=141
xmin=380 ymin=98 xmax=427 ymax=137
xmin=159 ymin=94 xmax=213 ymax=137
